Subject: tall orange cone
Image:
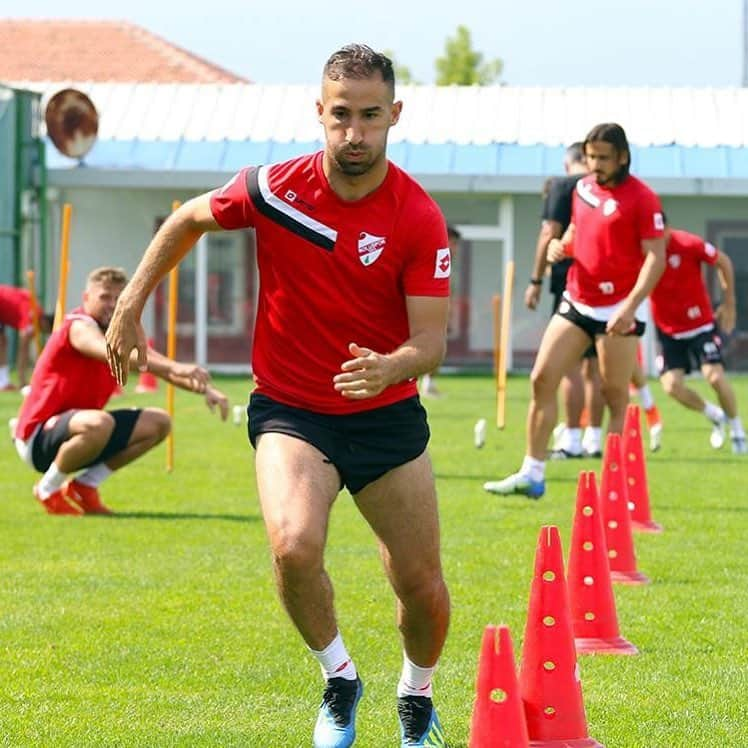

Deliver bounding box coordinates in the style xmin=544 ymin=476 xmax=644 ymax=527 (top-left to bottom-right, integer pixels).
xmin=519 ymin=526 xmax=603 ymax=747
xmin=135 ymin=338 xmax=158 ymax=393
xmin=599 ymin=434 xmax=649 ymax=585
xmin=568 ymin=471 xmax=638 ymax=655
xmin=469 ymin=625 xmax=529 ymax=748
xmin=622 ymin=404 xmax=662 ymax=533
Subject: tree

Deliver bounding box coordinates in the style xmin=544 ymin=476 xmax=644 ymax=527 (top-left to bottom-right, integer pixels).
xmin=383 ymin=49 xmax=418 ymax=85
xmin=435 ymin=26 xmax=503 ymax=86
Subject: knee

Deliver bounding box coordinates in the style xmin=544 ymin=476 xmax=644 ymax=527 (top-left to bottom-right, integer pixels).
xmin=660 ymin=375 xmax=679 ymax=398
xmin=397 ymin=563 xmax=448 ymax=609
xmin=530 ymin=364 xmax=557 ymax=401
xmin=142 ymin=408 xmax=171 ymax=442
xmin=704 ymin=369 xmax=724 ymax=389
xmin=81 ymin=411 xmax=116 ymax=441
xmin=600 ymin=381 xmax=627 ymax=410
xmin=271 ymin=529 xmax=324 ymax=578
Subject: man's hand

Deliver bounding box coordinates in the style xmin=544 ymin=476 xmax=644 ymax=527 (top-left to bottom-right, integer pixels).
xmin=106 ymin=307 xmax=147 ymax=386
xmin=606 ymin=305 xmax=637 ymax=336
xmin=546 ymin=238 xmax=567 ymax=265
xmin=204 ymin=386 xmax=229 ymax=421
xmin=333 ymin=342 xmax=392 ymax=399
xmin=715 ymin=303 xmax=736 ymax=335
xmin=524 ymin=284 xmax=541 ymax=310
xmin=172 ymin=363 xmax=211 ymax=393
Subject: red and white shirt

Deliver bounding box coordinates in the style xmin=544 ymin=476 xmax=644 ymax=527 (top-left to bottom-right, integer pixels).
xmin=15 ymin=308 xmax=119 ymax=440
xmin=650 ymin=229 xmax=718 ymax=337
xmin=567 ymin=174 xmax=664 ymax=306
xmin=210 ymin=152 xmax=450 ymax=414
xmin=0 ymin=286 xmax=41 ymax=332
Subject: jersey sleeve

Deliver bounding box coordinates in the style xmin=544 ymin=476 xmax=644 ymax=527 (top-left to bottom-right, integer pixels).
xmin=637 ymin=185 xmax=665 ymax=241
xmin=209 ymin=168 xmax=257 ymax=230
xmin=542 ymin=178 xmax=573 ymax=225
xmin=700 ymin=239 xmax=719 ymax=266
xmin=402 ymin=203 xmax=451 ymax=297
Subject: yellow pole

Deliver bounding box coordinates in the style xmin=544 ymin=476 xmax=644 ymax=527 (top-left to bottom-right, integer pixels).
xmin=53 ymin=203 xmax=72 ymax=331
xmin=166 ymin=200 xmax=181 ymax=472
xmin=26 ymin=270 xmax=42 ymax=358
xmin=496 ymin=260 xmax=515 ymax=430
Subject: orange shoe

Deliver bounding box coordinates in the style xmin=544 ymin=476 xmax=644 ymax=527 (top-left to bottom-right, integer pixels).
xmin=645 ymin=405 xmax=662 ymax=429
xmin=34 ymin=484 xmax=83 ymax=516
xmin=65 ymin=480 xmax=114 ymax=515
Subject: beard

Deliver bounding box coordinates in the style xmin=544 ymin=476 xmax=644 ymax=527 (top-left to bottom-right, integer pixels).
xmin=595 ymin=164 xmax=626 ymax=186
xmin=331 ymin=144 xmax=378 ymax=176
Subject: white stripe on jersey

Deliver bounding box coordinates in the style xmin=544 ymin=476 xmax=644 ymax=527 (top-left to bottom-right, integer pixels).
xmin=576 ymin=179 xmax=601 ymax=208
xmin=257 ymin=166 xmax=338 ymax=244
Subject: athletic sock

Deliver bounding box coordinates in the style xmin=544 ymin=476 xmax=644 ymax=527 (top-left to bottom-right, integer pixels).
xmin=637 ymin=385 xmax=655 ymax=411
xmin=562 ymin=427 xmax=582 ymax=453
xmin=703 ymin=402 xmax=724 ymax=423
xmin=397 ymin=653 xmax=435 ymax=698
xmin=310 ymin=632 xmax=358 ymax=681
xmin=75 ymin=463 xmax=113 ymax=488
xmin=729 ymin=417 xmax=745 ymax=439
xmin=0 ymin=365 xmax=9 ymax=387
xmin=520 ymin=455 xmax=545 ymax=482
xmin=37 ymin=463 xmax=69 ymax=499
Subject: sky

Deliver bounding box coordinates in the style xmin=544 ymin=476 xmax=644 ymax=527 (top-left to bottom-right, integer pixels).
xmin=10 ymin=0 xmax=746 ymax=87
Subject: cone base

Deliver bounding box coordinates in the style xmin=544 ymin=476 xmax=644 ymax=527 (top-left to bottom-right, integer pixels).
xmin=610 ymin=569 xmax=650 ymax=585
xmin=631 ymin=519 xmax=663 ymax=534
xmin=530 ymin=738 xmax=604 ymax=747
xmin=135 ymin=386 xmax=158 ymax=393
xmin=575 ymin=635 xmax=639 ymax=655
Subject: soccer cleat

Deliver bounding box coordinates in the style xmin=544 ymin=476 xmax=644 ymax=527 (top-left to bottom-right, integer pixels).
xmin=732 ymin=436 xmax=747 ymax=455
xmin=313 ymin=676 xmax=363 ymax=748
xmin=65 ymin=480 xmax=114 ymax=515
xmin=484 ymin=472 xmax=545 ymax=499
xmin=709 ymin=412 xmax=726 ymax=449
xmin=473 ymin=418 xmax=487 ymax=449
xmin=549 ymin=448 xmax=583 ymax=460
xmin=34 ymin=485 xmax=83 ymax=516
xmin=649 ymin=422 xmax=663 ymax=453
xmin=398 ymin=695 xmax=446 ymax=747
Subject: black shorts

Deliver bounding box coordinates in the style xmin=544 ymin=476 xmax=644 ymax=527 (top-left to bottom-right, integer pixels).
xmin=31 ymin=408 xmax=141 ymax=473
xmin=656 ymin=326 xmax=724 ymax=375
xmin=247 ymin=393 xmax=430 ymax=494
xmin=556 ymin=297 xmax=645 ymax=341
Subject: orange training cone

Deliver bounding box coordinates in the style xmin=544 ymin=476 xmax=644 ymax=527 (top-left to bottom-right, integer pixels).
xmin=135 ymin=338 xmax=158 ymax=393
xmin=599 ymin=434 xmax=649 ymax=585
xmin=622 ymin=404 xmax=662 ymax=533
xmin=469 ymin=625 xmax=529 ymax=748
xmin=568 ymin=471 xmax=638 ymax=655
xmin=519 ymin=526 xmax=603 ymax=747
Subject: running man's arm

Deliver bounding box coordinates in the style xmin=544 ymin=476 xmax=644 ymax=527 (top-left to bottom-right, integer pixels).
xmin=106 ymin=193 xmax=220 ymax=385
xmin=334 ymin=295 xmax=449 ymax=400
xmin=714 ymin=250 xmax=736 ymax=334
xmin=525 ymin=219 xmax=562 ymax=309
xmin=16 ymin=330 xmax=33 ymax=387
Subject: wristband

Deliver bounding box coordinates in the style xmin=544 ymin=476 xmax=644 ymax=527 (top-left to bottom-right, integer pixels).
xmin=530 ymin=278 xmax=543 ymax=286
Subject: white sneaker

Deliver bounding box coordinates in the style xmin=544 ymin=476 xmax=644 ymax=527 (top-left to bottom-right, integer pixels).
xmin=484 ymin=472 xmax=545 ymax=499
xmin=709 ymin=412 xmax=726 ymax=449
xmin=551 ymin=423 xmax=566 ymax=451
xmin=732 ymin=436 xmax=747 ymax=455
xmin=581 ymin=430 xmax=601 ymax=458
xmin=649 ymin=422 xmax=663 ymax=453
xmin=474 ymin=418 xmax=487 ymax=449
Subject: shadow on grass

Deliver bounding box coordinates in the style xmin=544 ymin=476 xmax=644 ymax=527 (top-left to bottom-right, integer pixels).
xmin=107 ymin=511 xmax=259 ymax=523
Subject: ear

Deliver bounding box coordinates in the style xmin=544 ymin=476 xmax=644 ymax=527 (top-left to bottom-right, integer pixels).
xmin=390 ymin=100 xmax=403 ymax=126
xmin=316 ymin=98 xmax=324 ymax=122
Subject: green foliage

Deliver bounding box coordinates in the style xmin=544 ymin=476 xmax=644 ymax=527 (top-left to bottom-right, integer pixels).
xmin=1 ymin=375 xmax=746 ymax=745
xmin=435 ymin=26 xmax=503 ymax=86
xmin=383 ymin=49 xmax=418 ymax=85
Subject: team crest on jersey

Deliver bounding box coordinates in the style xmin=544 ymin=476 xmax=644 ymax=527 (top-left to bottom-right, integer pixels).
xmin=603 ymin=198 xmax=618 ymax=217
xmin=705 ymin=242 xmax=717 ymax=257
xmin=668 ymin=254 xmax=681 ymax=269
xmin=358 ymin=232 xmax=386 ymax=265
xmin=434 ymin=247 xmax=451 ymax=278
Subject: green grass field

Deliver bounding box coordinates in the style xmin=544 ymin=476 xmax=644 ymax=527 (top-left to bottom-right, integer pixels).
xmin=1 ymin=374 xmax=746 ymax=747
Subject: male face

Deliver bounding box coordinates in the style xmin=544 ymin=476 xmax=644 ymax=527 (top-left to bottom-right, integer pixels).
xmin=585 ymin=140 xmax=628 ymax=186
xmin=317 ymin=74 xmax=402 ymax=177
xmin=83 ymin=281 xmax=124 ymax=330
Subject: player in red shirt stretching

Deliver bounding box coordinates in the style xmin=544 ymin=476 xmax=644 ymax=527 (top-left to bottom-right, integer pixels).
xmin=105 ymin=45 xmax=451 ymax=748
xmin=650 ymin=222 xmax=746 ymax=454
xmin=486 ymin=123 xmax=666 ymax=498
xmin=13 ymin=266 xmax=229 ymax=515
xmin=0 ymin=284 xmax=53 ymax=389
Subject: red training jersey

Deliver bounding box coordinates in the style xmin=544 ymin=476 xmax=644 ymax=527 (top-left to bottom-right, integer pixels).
xmin=210 ymin=152 xmax=450 ymax=414
xmin=15 ymin=308 xmax=119 ymax=440
xmin=0 ymin=286 xmax=39 ymax=331
xmin=567 ymin=174 xmax=664 ymax=306
xmin=650 ymin=229 xmax=718 ymax=336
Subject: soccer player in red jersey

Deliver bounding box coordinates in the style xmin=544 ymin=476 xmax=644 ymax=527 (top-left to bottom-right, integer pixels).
xmin=651 ymin=223 xmax=746 ymax=454
xmin=0 ymin=284 xmax=53 ymax=390
xmin=486 ymin=123 xmax=666 ymax=498
xmin=105 ymin=45 xmax=451 ymax=748
xmin=13 ymin=266 xmax=228 ymax=516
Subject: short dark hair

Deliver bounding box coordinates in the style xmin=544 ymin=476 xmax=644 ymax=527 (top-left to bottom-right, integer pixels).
xmin=584 ymin=122 xmax=630 ymax=176
xmin=447 ymin=223 xmax=462 ymax=240
xmin=565 ymin=141 xmax=585 ymax=165
xmin=323 ymin=44 xmax=395 ymax=95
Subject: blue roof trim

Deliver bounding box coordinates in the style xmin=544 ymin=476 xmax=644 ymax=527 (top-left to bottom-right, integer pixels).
xmin=49 ymin=139 xmax=748 ymax=179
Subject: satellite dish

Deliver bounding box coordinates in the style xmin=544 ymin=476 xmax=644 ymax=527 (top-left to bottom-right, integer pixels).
xmin=44 ymin=88 xmax=99 ymax=160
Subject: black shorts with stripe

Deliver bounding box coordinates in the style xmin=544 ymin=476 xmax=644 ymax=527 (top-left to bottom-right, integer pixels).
xmin=247 ymin=392 xmax=430 ymax=494
xmin=556 ymin=297 xmax=645 ymax=341
xmin=656 ymin=326 xmax=724 ymax=375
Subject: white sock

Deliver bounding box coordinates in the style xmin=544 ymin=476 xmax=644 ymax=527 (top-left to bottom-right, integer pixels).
xmin=637 ymin=385 xmax=654 ymax=411
xmin=703 ymin=402 xmax=724 ymax=423
xmin=310 ymin=632 xmax=357 ymax=681
xmin=37 ymin=463 xmax=68 ymax=499
xmin=520 ymin=455 xmax=545 ymax=482
xmin=397 ymin=653 xmax=435 ymax=698
xmin=729 ymin=417 xmax=745 ymax=438
xmin=561 ymin=427 xmax=582 ymax=453
xmin=76 ymin=463 xmax=113 ymax=488
xmin=0 ymin=365 xmax=9 ymax=387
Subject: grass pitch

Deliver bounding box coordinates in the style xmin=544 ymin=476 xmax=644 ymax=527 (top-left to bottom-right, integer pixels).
xmin=1 ymin=374 xmax=746 ymax=747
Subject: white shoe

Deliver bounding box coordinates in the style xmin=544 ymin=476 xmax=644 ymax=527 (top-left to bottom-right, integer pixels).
xmin=8 ymin=416 xmax=18 ymax=441
xmin=649 ymin=422 xmax=663 ymax=453
xmin=709 ymin=412 xmax=726 ymax=449
xmin=484 ymin=471 xmax=545 ymax=499
xmin=474 ymin=418 xmax=487 ymax=449
xmin=732 ymin=435 xmax=747 ymax=455
xmin=551 ymin=423 xmax=566 ymax=451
